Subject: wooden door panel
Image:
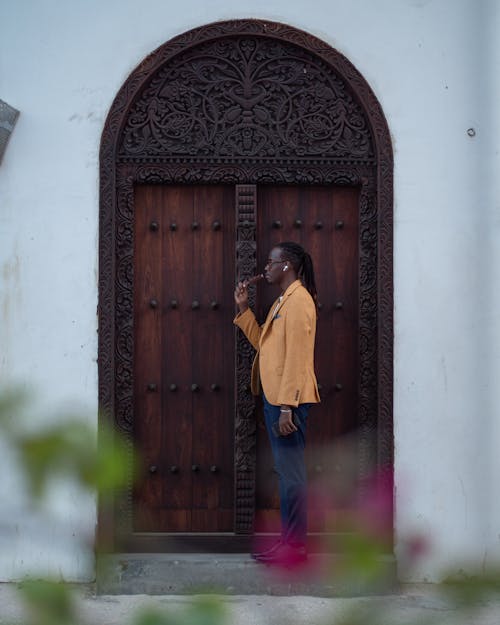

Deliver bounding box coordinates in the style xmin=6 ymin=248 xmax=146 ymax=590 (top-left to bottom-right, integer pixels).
xmin=161 ymin=186 xmax=194 ymax=525
xmin=254 ymin=185 xmax=360 ymax=533
xmin=133 ymin=184 xmax=234 ymax=533
xmin=190 ymin=185 xmax=234 ymax=532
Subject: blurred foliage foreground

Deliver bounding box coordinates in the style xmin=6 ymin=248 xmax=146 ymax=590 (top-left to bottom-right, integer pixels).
xmin=1 ymin=389 xmax=500 ymax=625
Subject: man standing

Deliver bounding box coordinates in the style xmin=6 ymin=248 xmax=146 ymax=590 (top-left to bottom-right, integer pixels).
xmin=233 ymin=241 xmax=320 ymax=565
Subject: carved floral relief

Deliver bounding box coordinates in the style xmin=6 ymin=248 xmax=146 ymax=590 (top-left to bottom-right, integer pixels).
xmin=120 ymin=38 xmax=374 ymax=162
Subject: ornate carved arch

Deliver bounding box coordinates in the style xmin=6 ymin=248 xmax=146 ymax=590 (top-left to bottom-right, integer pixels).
xmin=99 ymin=19 xmax=393 ymax=548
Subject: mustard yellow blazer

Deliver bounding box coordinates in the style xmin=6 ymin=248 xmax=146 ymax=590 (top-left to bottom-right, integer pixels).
xmin=234 ymin=279 xmax=320 ymax=407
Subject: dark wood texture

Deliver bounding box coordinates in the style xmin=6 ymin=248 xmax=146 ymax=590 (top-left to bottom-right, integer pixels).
xmin=133 ymin=185 xmax=235 ymax=532
xmin=234 ymin=185 xmax=258 ymax=534
xmin=98 ymin=19 xmax=393 ymax=552
xmin=119 ymin=40 xmax=373 ymax=162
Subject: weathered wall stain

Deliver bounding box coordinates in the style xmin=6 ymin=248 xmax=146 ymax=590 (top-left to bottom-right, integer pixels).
xmin=1 ymin=249 xmax=21 ymax=370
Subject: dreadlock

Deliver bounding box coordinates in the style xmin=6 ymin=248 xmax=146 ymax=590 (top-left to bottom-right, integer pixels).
xmin=276 ymin=241 xmax=318 ymax=305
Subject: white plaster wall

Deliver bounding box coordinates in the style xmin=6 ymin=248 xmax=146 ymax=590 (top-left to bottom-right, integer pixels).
xmin=0 ymin=0 xmax=498 ymax=582
xmin=485 ymin=0 xmax=500 ymax=573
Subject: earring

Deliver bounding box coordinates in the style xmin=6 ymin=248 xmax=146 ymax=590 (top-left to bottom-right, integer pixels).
xmin=283 ymin=265 xmax=288 ymax=272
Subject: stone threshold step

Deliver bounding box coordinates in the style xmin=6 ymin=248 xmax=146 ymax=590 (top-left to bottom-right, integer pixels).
xmin=97 ymin=553 xmax=397 ymax=597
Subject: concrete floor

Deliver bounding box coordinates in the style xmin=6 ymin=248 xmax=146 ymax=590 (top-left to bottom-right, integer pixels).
xmin=1 ymin=583 xmax=500 ymax=625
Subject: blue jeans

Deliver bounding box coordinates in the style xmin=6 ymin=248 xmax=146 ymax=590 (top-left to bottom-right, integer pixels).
xmin=263 ymin=394 xmax=311 ymax=547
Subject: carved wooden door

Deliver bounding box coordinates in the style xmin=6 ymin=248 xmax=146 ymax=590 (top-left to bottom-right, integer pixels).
xmin=133 ymin=182 xmax=359 ymax=539
xmin=133 ymin=184 xmax=235 ymax=532
xmin=100 ymin=20 xmax=393 ymax=554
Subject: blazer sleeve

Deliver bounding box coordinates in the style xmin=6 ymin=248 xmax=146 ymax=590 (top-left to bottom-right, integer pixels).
xmin=276 ymin=298 xmax=315 ymax=406
xmin=233 ymin=308 xmax=262 ymax=350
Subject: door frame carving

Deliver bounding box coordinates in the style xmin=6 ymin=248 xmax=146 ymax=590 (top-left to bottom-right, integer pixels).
xmin=98 ymin=19 xmax=393 ymax=551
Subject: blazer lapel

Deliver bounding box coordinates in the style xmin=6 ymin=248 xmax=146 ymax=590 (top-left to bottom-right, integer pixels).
xmin=259 ymin=280 xmax=302 ymax=343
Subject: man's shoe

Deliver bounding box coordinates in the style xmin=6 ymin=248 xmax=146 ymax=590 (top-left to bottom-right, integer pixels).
xmin=251 ymin=539 xmax=283 ymax=560
xmin=255 ymin=542 xmax=307 ymax=566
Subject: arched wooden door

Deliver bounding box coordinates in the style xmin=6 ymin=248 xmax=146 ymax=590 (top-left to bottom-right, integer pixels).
xmin=99 ymin=20 xmax=393 ymax=552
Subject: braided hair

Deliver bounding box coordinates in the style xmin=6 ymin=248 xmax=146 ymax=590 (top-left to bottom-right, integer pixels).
xmin=276 ymin=241 xmax=318 ymax=305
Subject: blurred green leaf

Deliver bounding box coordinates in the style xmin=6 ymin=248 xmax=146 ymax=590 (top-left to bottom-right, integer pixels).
xmin=441 ymin=569 xmax=500 ymax=607
xmin=0 ymin=387 xmax=30 ymax=433
xmin=16 ymin=418 xmax=130 ymax=499
xmin=184 ymin=596 xmax=227 ymax=625
xmin=332 ymin=532 xmax=392 ymax=592
xmin=0 ymin=389 xmax=131 ymax=500
xmin=17 ymin=580 xmax=76 ymax=625
xmin=132 ymin=607 xmax=179 ymax=625
xmin=132 ymin=597 xmax=227 ymax=625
